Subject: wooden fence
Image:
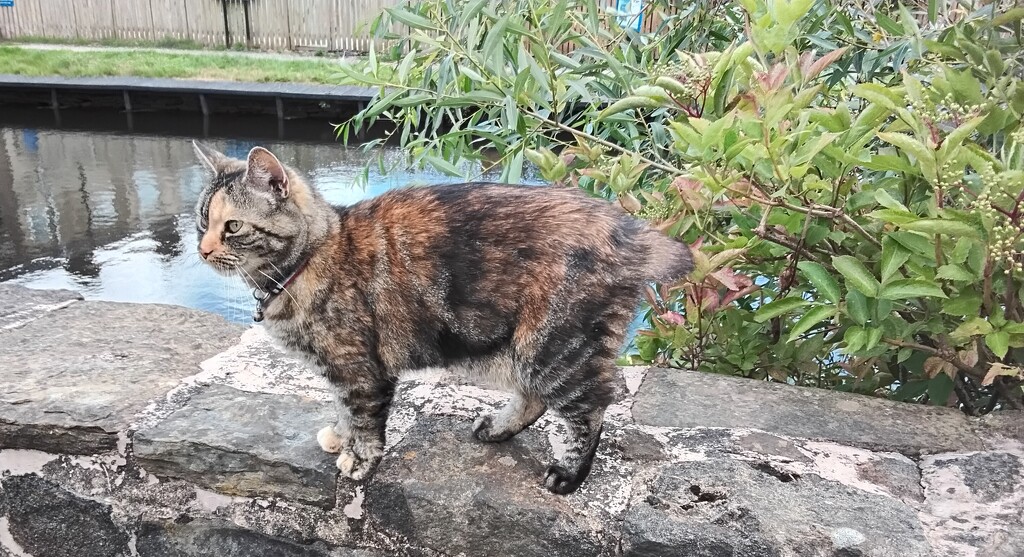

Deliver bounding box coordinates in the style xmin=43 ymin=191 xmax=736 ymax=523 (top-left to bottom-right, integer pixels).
xmin=0 ymin=0 xmax=397 ymax=52
xmin=0 ymin=0 xmax=673 ymax=54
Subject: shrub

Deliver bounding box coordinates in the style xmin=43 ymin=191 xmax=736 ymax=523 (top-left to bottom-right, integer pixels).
xmin=338 ymin=0 xmax=1024 ymax=413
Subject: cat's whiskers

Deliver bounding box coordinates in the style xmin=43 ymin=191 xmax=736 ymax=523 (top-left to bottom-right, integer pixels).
xmin=267 ymin=261 xmax=287 ymax=281
xmin=257 ymin=268 xmax=298 ymax=306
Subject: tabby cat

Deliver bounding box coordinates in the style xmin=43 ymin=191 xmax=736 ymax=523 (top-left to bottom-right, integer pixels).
xmin=192 ymin=141 xmax=692 ymax=494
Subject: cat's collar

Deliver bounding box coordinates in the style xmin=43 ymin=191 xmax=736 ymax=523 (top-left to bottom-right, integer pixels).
xmin=251 ymin=257 xmax=311 ymax=322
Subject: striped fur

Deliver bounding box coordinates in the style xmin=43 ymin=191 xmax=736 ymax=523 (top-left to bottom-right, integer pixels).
xmin=192 ymin=141 xmax=693 ymax=494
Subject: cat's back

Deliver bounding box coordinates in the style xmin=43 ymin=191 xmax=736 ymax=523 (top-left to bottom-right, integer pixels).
xmin=347 ymin=182 xmax=629 ymax=249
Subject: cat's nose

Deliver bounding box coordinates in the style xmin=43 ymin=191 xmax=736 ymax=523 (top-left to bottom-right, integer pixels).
xmin=199 ymin=246 xmax=213 ymax=259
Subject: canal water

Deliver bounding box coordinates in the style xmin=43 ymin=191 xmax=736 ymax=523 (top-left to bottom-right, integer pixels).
xmin=0 ymin=109 xmax=512 ymax=323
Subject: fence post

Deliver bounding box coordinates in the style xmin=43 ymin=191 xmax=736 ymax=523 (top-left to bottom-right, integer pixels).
xmin=242 ymin=0 xmax=252 ymax=48
xmin=221 ymin=0 xmax=231 ymax=48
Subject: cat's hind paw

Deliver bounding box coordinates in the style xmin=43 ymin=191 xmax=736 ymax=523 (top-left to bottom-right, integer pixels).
xmin=544 ymin=464 xmax=585 ymax=495
xmin=336 ymin=440 xmax=382 ymax=481
xmin=317 ymin=426 xmax=344 ymax=454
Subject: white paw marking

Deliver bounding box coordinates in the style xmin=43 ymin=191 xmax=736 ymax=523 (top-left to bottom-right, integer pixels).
xmin=317 ymin=426 xmax=343 ymax=454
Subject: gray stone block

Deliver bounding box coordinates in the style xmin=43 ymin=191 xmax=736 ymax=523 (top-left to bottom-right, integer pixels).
xmin=0 ymin=300 xmax=243 ymax=454
xmin=621 ymin=458 xmax=931 ymax=557
xmin=134 ymin=385 xmax=338 ymax=508
xmin=0 ymin=474 xmax=127 ymax=557
xmin=0 ymin=284 xmax=81 ymax=330
xmin=136 ymin=518 xmax=368 ymax=557
xmin=634 ymin=368 xmax=988 ymax=454
xmin=365 ymin=415 xmax=606 ymax=557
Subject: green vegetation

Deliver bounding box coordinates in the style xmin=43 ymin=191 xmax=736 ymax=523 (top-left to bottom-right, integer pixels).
xmin=0 ymin=45 xmax=360 ymax=84
xmin=7 ymin=36 xmax=207 ymax=50
xmin=341 ymin=0 xmax=1024 ymax=412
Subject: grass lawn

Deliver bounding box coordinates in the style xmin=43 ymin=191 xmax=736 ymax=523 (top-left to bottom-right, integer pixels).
xmin=0 ymin=46 xmax=362 ymax=85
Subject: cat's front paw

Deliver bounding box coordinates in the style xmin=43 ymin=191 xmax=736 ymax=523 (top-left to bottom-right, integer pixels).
xmin=317 ymin=426 xmax=345 ymax=454
xmin=336 ymin=440 xmax=383 ymax=481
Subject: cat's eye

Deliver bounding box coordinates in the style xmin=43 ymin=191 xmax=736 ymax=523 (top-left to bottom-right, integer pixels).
xmin=225 ymin=220 xmax=243 ymax=234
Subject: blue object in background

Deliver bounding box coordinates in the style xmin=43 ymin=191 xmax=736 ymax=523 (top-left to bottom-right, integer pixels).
xmin=615 ymin=0 xmax=643 ymax=32
xmin=0 ymin=1 xmax=13 ymax=8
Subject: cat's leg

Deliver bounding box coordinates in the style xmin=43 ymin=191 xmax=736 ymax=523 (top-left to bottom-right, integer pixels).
xmin=540 ymin=374 xmax=612 ymax=495
xmin=530 ymin=334 xmax=617 ymax=494
xmin=316 ymin=392 xmax=353 ymax=454
xmin=472 ymin=391 xmax=546 ymax=443
xmin=330 ymin=380 xmax=395 ymax=481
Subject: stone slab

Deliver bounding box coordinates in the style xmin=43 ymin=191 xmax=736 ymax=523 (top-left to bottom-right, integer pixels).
xmin=365 ymin=415 xmax=607 ymax=557
xmin=136 ymin=519 xmax=376 ymax=557
xmin=622 ymin=458 xmax=931 ymax=557
xmin=0 ymin=300 xmax=244 ymax=454
xmin=0 ymin=284 xmax=81 ymax=330
xmin=0 ymin=474 xmax=127 ymax=557
xmin=134 ymin=384 xmax=338 ymax=508
xmin=918 ymin=451 xmax=1024 ymax=556
xmin=634 ymin=368 xmax=988 ymax=454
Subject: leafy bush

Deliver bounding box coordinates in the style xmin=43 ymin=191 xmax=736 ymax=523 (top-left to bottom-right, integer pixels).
xmin=339 ymin=0 xmax=1024 ymax=413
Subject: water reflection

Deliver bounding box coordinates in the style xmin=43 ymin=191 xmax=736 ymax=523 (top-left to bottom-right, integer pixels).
xmin=0 ymin=116 xmax=510 ymax=322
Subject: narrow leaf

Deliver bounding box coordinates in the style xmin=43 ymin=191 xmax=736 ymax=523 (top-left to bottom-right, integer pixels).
xmin=787 ymin=305 xmax=838 ymax=342
xmin=878 ymin=279 xmax=947 ymax=300
xmin=833 ymin=255 xmax=880 ymax=297
xmin=754 ymin=297 xmax=811 ymax=323
xmin=797 ymin=261 xmax=841 ymax=304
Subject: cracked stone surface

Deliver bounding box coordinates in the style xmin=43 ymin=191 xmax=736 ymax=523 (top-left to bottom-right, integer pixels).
xmin=2 ymin=288 xmax=1024 ymax=556
xmin=634 ymin=368 xmax=994 ymax=454
xmin=134 ymin=385 xmax=339 ymax=508
xmin=0 ymin=291 xmax=243 ymax=454
xmin=622 ymin=458 xmax=930 ymax=557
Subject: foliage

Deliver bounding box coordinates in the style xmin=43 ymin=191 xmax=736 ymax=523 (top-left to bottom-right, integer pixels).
xmin=338 ymin=0 xmax=1024 ymax=413
xmin=0 ymin=46 xmax=366 ymax=85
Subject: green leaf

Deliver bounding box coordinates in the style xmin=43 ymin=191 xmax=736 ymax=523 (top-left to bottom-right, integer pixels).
xmin=844 ymin=325 xmax=867 ymax=353
xmin=992 ymin=7 xmax=1024 ymax=27
xmin=878 ymin=279 xmax=947 ymax=300
xmin=943 ymin=290 xmax=982 ymax=316
xmin=833 ymin=255 xmax=880 ymax=297
xmin=423 ymin=154 xmax=461 ymax=176
xmin=846 ymin=291 xmax=870 ymax=325
xmin=852 ymin=82 xmax=901 ymax=111
xmin=880 ymin=237 xmax=911 ymax=283
xmin=952 ymin=317 xmax=994 ymax=339
xmin=900 ymin=219 xmax=981 ymax=238
xmin=754 ymin=296 xmax=811 ymax=323
xmin=987 ymin=331 xmax=1010 ymax=359
xmin=599 ymin=96 xmax=662 ymax=120
xmin=935 ymin=264 xmax=975 ymax=282
xmin=386 ymin=7 xmax=437 ymax=30
xmin=889 ymin=231 xmax=934 ymax=258
xmin=927 ymin=374 xmax=955 ymax=406
xmin=893 ymin=379 xmax=930 ymax=401
xmin=787 ymin=305 xmax=838 ymax=342
xmin=797 ymin=261 xmax=841 ymax=304
xmin=869 ymin=209 xmax=920 ymax=224
xmin=877 ymin=132 xmax=937 ymax=182
xmin=939 ymin=115 xmax=986 ymax=160
xmin=875 ymin=11 xmax=905 ymax=35
xmin=874 ymin=189 xmax=908 ymax=211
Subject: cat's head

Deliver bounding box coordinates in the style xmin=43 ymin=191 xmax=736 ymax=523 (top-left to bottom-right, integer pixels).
xmin=191 ymin=141 xmax=326 ymax=283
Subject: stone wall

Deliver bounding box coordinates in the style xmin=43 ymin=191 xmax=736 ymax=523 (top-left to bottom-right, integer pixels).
xmin=1 ymin=284 xmax=1022 ymax=556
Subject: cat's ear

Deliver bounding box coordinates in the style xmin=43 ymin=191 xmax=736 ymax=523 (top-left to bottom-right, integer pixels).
xmin=245 ymin=146 xmax=289 ymax=199
xmin=192 ymin=140 xmax=228 ymax=174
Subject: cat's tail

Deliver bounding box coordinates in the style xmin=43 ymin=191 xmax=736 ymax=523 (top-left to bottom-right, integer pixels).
xmin=638 ymin=223 xmax=694 ymax=284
